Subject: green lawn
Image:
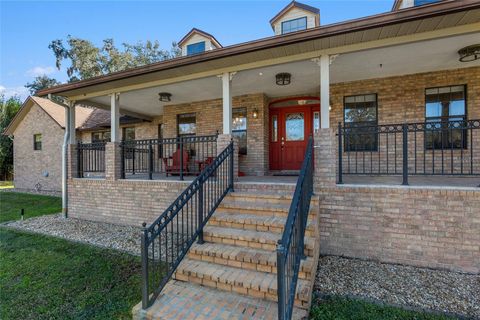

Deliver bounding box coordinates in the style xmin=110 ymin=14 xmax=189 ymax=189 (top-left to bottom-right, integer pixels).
xmin=0 ymin=192 xmax=61 ymax=222
xmin=310 ymin=296 xmax=455 ymax=320
xmin=0 ymin=229 xmax=142 ymax=320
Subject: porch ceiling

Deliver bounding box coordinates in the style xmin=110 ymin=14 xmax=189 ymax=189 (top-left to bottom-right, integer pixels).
xmin=84 ymin=32 xmax=480 ymax=117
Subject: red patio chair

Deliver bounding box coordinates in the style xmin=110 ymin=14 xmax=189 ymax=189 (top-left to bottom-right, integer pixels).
xmin=163 ymin=149 xmax=189 ymax=176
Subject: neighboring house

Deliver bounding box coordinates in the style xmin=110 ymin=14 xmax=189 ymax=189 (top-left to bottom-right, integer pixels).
xmin=3 ymin=97 xmax=144 ymax=191
xmin=31 ymin=0 xmax=480 ymax=318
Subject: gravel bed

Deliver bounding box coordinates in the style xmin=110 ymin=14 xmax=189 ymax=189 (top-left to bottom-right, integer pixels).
xmin=315 ymin=256 xmax=480 ymax=319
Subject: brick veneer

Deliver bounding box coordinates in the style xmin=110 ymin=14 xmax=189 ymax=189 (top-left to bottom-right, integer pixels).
xmin=105 ymin=142 xmax=122 ymax=180
xmin=68 ymin=179 xmax=189 ymax=225
xmin=316 ymin=185 xmax=480 ymax=274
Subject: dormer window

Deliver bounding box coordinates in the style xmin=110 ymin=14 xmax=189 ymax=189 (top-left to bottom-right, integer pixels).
xmin=178 ymin=28 xmax=222 ymax=57
xmin=281 ymin=17 xmax=307 ymax=34
xmin=270 ymin=1 xmax=319 ymax=36
xmin=187 ymin=41 xmax=206 ymax=56
xmin=414 ymin=0 xmax=440 ymax=6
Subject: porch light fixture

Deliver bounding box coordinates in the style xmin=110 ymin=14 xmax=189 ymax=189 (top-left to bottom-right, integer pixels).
xmin=252 ymin=108 xmax=259 ymax=119
xmin=275 ymin=73 xmax=291 ymax=86
xmin=458 ymin=45 xmax=480 ymax=62
xmin=158 ymin=92 xmax=172 ymax=102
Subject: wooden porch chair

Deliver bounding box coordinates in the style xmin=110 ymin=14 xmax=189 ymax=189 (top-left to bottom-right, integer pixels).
xmin=163 ymin=149 xmax=189 ymax=176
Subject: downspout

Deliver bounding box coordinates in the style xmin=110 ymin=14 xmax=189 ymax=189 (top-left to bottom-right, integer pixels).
xmin=47 ymin=94 xmax=70 ymax=218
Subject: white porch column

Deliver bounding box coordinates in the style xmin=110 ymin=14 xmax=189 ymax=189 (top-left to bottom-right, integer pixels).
xmin=319 ymin=55 xmax=330 ymax=129
xmin=110 ymin=93 xmax=120 ymax=142
xmin=221 ymin=72 xmax=233 ymax=134
xmin=68 ymin=102 xmax=76 ymax=144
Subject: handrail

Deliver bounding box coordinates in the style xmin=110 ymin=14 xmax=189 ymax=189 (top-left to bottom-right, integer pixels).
xmin=277 ymin=136 xmax=314 ymax=320
xmin=141 ymin=141 xmax=234 ymax=309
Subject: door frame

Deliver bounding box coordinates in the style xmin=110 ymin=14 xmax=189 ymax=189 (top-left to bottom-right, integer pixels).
xmin=268 ymin=96 xmax=320 ymax=171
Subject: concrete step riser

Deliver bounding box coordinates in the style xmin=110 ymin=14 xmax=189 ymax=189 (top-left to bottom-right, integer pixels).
xmin=202 ymin=234 xmax=315 ymax=257
xmin=173 ymin=269 xmax=309 ymax=308
xmin=207 ymin=219 xmax=316 ymax=237
xmin=217 ymin=206 xmax=318 ymax=218
xmin=187 ymin=251 xmax=313 ymax=280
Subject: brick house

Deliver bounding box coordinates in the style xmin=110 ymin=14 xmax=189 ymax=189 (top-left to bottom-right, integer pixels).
xmin=32 ymin=0 xmax=480 ymax=318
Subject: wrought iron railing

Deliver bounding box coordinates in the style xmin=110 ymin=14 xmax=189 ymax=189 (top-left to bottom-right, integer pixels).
xmin=141 ymin=141 xmax=234 ymax=309
xmin=338 ymin=119 xmax=480 ymax=185
xmin=277 ymin=136 xmax=314 ymax=320
xmin=77 ymin=142 xmax=106 ymax=178
xmin=120 ymin=135 xmax=217 ymax=180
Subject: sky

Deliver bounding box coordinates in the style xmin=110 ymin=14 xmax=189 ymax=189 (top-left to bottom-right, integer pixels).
xmin=0 ymin=0 xmax=392 ymax=101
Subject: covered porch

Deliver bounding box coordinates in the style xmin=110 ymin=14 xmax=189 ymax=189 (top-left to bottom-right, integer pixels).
xmin=68 ymin=32 xmax=479 ymax=188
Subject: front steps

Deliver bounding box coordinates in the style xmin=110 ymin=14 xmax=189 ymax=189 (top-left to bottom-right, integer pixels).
xmin=134 ymin=190 xmax=320 ymax=320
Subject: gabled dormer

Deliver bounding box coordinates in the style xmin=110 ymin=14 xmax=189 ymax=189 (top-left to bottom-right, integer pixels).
xmin=392 ymin=0 xmax=442 ymax=11
xmin=178 ymin=28 xmax=222 ymax=56
xmin=270 ymin=1 xmax=320 ymax=36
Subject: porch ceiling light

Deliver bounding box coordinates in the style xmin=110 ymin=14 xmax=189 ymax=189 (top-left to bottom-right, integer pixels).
xmin=158 ymin=92 xmax=172 ymax=102
xmin=275 ymin=73 xmax=291 ymax=86
xmin=458 ymin=45 xmax=480 ymax=62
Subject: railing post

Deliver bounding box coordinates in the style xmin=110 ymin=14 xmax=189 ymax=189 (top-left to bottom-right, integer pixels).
xmin=338 ymin=122 xmax=343 ymax=184
xmin=148 ymin=142 xmax=153 ymax=180
xmin=229 ymin=141 xmax=234 ymax=192
xmin=276 ymin=242 xmax=286 ymax=320
xmin=141 ymin=222 xmax=149 ymax=309
xmin=77 ymin=144 xmax=83 ymax=178
xmin=402 ymin=124 xmax=409 ymax=186
xmin=120 ymin=142 xmax=125 ymax=179
xmin=132 ymin=146 xmax=136 ymax=175
xmin=198 ymin=179 xmax=205 ymax=244
xmin=180 ymin=137 xmax=184 ymax=181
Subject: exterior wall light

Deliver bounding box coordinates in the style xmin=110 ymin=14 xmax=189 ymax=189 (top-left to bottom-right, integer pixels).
xmin=158 ymin=92 xmax=172 ymax=102
xmin=252 ymin=108 xmax=259 ymax=119
xmin=458 ymin=45 xmax=480 ymax=62
xmin=275 ymin=73 xmax=291 ymax=85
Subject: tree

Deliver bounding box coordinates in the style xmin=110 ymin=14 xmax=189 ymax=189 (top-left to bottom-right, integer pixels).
xmin=0 ymin=95 xmax=22 ymax=181
xmin=48 ymin=36 xmax=181 ymax=82
xmin=25 ymin=75 xmax=61 ymax=95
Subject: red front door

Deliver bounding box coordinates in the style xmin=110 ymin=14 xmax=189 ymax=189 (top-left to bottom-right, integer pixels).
xmin=269 ymin=102 xmax=319 ymax=171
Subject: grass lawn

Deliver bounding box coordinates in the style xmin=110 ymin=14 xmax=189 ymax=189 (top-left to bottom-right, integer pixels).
xmin=0 ymin=192 xmax=61 ymax=222
xmin=0 ymin=228 xmax=142 ymax=320
xmin=310 ymin=296 xmax=455 ymax=320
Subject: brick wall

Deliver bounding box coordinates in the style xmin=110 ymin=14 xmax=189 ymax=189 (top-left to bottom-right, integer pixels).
xmin=68 ymin=179 xmax=189 ymax=225
xmin=316 ymin=185 xmax=480 ymax=274
xmin=13 ymin=104 xmax=64 ymax=192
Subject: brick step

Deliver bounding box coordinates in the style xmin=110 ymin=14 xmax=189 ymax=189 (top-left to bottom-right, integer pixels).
xmin=133 ymin=280 xmax=308 ymax=320
xmin=208 ymin=212 xmax=317 ymax=237
xmin=188 ymin=242 xmax=315 ymax=280
xmin=217 ymin=200 xmax=317 ymax=218
xmin=203 ymin=226 xmax=315 ymax=257
xmin=226 ymin=191 xmax=319 ymax=206
xmin=173 ymin=259 xmax=311 ymax=307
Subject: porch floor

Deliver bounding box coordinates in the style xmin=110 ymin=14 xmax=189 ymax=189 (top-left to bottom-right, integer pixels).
xmin=342 ymin=175 xmax=480 ymax=188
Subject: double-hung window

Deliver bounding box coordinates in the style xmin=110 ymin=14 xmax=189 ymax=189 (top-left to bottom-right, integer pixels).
xmin=425 ymin=85 xmax=467 ymax=150
xmin=177 ymin=113 xmax=196 ymax=137
xmin=344 ymin=94 xmax=378 ymax=152
xmin=281 ymin=17 xmax=307 ymax=34
xmin=122 ymin=127 xmax=135 ymax=141
xmin=232 ymin=108 xmax=247 ymax=155
xmin=33 ymin=134 xmax=42 ymax=150
xmin=91 ymin=131 xmax=111 ymax=142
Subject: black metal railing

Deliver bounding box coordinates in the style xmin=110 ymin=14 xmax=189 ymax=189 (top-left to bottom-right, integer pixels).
xmin=77 ymin=142 xmax=106 ymax=178
xmin=277 ymin=136 xmax=314 ymax=320
xmin=120 ymin=135 xmax=217 ymax=180
xmin=338 ymin=119 xmax=480 ymax=185
xmin=141 ymin=141 xmax=234 ymax=309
